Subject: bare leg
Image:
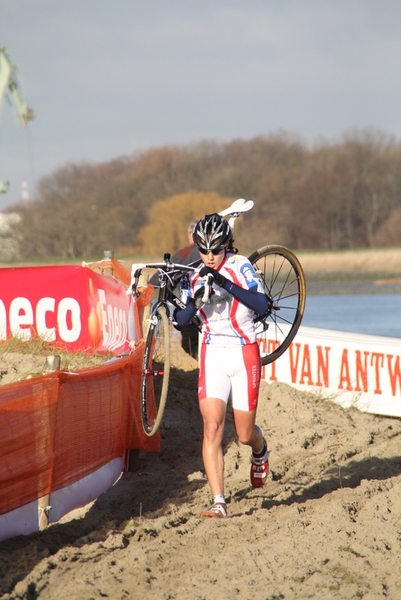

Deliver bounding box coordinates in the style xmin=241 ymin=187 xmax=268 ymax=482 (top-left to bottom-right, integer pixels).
xmin=232 ymin=408 xmax=265 ymax=453
xmin=199 ymin=398 xmax=227 ymax=497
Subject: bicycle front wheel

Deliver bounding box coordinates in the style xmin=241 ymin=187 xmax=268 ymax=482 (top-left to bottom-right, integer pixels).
xmin=141 ymin=305 xmax=171 ymax=436
xmin=249 ymin=245 xmax=306 ymax=365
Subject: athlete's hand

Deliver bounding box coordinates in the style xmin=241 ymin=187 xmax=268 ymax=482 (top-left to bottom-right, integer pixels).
xmin=199 ymin=266 xmax=227 ymax=288
xmin=193 ymin=287 xmax=206 ymax=309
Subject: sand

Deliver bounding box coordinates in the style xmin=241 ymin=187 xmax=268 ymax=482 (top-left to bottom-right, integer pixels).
xmin=0 ymin=351 xmax=107 ymax=387
xmin=1 ymin=343 xmax=401 ymax=600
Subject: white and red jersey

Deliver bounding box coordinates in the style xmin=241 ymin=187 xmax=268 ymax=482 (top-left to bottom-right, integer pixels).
xmin=190 ymin=253 xmax=263 ymax=346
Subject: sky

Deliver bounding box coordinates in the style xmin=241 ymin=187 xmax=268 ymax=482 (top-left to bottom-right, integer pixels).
xmin=1 ymin=0 xmax=400 ymax=211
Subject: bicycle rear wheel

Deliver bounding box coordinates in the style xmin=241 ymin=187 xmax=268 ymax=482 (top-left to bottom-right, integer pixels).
xmin=141 ymin=305 xmax=171 ymax=436
xmin=249 ymin=245 xmax=306 ymax=365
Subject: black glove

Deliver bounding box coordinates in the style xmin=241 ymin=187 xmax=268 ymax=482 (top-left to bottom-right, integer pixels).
xmin=193 ymin=287 xmax=206 ymax=309
xmin=199 ymin=266 xmax=227 ymax=288
xmin=193 ymin=286 xmax=215 ymax=308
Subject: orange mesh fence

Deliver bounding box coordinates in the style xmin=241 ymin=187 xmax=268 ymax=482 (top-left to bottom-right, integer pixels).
xmin=0 ymin=343 xmax=160 ymax=516
xmin=0 ymin=376 xmax=60 ymax=515
xmin=136 ymin=282 xmax=155 ymax=308
xmin=84 ymin=258 xmax=131 ymax=286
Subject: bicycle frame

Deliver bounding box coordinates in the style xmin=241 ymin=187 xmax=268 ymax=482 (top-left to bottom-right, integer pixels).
xmin=131 ymin=252 xmax=199 ymax=329
xmin=131 ymin=254 xmax=200 ymax=436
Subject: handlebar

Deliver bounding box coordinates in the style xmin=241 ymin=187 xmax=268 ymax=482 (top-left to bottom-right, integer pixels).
xmin=127 ymin=256 xmax=198 ymax=297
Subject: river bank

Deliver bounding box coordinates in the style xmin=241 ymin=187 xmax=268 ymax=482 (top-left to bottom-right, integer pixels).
xmin=297 ymin=247 xmax=401 ymax=277
xmin=296 ymin=247 xmax=401 ymax=295
xmin=2 ymin=247 xmax=401 ymax=284
xmin=126 ymin=247 xmax=401 ymax=294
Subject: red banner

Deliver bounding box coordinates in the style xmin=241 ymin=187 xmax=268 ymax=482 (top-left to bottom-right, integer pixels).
xmin=0 ymin=265 xmax=131 ymax=354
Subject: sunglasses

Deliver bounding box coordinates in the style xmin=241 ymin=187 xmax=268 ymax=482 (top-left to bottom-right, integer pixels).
xmin=198 ymin=247 xmax=225 ymax=256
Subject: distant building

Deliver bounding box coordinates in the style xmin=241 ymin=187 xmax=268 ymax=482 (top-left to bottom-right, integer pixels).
xmin=0 ymin=212 xmax=21 ymax=260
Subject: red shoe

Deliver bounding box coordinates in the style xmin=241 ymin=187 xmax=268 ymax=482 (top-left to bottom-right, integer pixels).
xmin=250 ymin=442 xmax=270 ymax=488
xmin=201 ymin=502 xmax=227 ymax=518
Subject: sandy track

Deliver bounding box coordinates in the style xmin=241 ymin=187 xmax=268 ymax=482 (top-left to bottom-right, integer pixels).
xmin=1 ymin=350 xmax=400 ymax=599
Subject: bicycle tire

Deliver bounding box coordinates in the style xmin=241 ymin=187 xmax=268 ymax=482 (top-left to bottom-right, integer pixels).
xmin=140 ymin=305 xmax=171 ymax=436
xmin=248 ymin=245 xmax=306 ymax=365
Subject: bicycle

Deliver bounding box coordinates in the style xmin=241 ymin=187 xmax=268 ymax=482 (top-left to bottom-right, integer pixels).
xmin=129 ymin=198 xmax=306 ymax=436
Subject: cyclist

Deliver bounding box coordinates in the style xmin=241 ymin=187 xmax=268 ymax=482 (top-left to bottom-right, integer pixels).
xmin=174 ymin=213 xmax=271 ymax=518
xmin=170 ymin=220 xmax=201 ymax=265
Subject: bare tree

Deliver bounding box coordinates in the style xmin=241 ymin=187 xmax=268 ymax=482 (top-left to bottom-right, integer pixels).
xmin=6 ymin=128 xmax=400 ymax=258
xmin=136 ymin=191 xmax=233 ymax=256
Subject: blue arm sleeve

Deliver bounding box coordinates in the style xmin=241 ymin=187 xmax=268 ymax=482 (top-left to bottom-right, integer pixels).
xmin=223 ymin=281 xmax=270 ymax=315
xmin=173 ymin=296 xmax=198 ymax=330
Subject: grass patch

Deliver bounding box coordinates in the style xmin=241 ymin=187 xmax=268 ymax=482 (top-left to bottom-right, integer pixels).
xmin=0 ymin=253 xmax=159 ymax=269
xmin=0 ymin=256 xmax=101 ymax=267
xmin=339 ymin=545 xmax=366 ymax=558
xmin=0 ymin=336 xmax=112 ymax=371
xmin=326 ymin=563 xmax=369 ymax=595
xmin=0 ymin=335 xmax=57 ymax=356
xmin=306 ymin=270 xmax=401 ymax=284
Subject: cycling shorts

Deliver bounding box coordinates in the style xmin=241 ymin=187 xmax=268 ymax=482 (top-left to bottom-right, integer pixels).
xmin=198 ymin=342 xmax=261 ymax=411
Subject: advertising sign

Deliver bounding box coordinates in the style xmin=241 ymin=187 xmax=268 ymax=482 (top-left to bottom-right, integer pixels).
xmin=0 ymin=265 xmax=131 ymax=354
xmin=260 ymin=325 xmax=401 ymax=418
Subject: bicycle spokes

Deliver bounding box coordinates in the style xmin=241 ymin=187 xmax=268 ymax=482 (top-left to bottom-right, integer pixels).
xmin=140 ymin=306 xmax=170 ymax=436
xmin=249 ymin=245 xmax=306 ymax=365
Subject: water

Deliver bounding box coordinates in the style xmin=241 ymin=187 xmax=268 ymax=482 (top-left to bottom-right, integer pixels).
xmin=302 ymin=293 xmax=401 ymax=339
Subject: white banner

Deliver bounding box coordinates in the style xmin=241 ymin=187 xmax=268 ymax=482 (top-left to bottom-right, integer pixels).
xmin=0 ymin=500 xmax=38 ymax=542
xmin=0 ymin=457 xmax=125 ymax=542
xmin=261 ymin=326 xmax=401 ymax=418
xmin=48 ymin=456 xmax=125 ymax=523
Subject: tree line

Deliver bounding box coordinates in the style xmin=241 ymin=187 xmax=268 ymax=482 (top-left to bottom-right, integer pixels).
xmin=5 ymin=127 xmax=401 ymax=259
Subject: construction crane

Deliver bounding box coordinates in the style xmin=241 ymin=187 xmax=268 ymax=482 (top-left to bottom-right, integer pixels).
xmin=0 ymin=46 xmax=34 ymax=193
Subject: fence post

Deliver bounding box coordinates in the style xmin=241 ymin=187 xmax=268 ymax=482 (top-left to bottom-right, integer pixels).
xmin=104 ymin=250 xmax=114 ymax=276
xmin=44 ymin=355 xmax=61 ymax=372
xmin=38 ymin=355 xmax=61 ymax=529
